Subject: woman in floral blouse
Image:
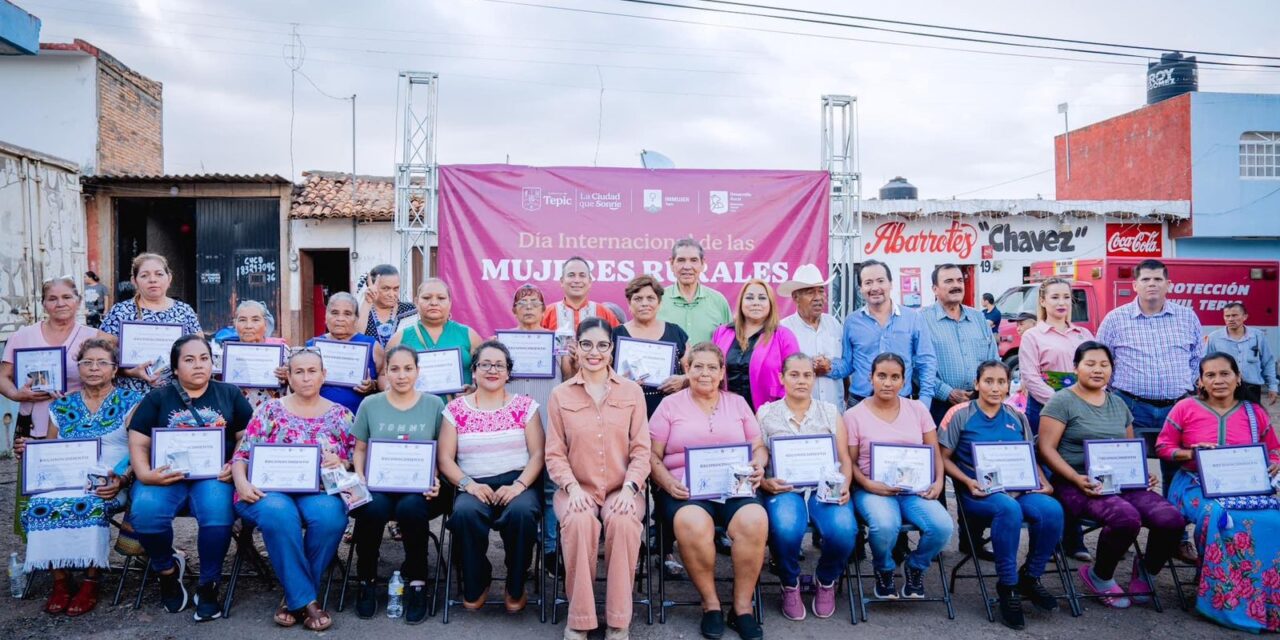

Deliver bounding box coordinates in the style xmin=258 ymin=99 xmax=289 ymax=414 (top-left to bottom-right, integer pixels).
xmin=231 ymin=349 xmax=354 ymax=632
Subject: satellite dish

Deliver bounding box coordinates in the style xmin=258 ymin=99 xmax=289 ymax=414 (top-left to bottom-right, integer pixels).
xmin=640 ymin=150 xmax=675 ymax=169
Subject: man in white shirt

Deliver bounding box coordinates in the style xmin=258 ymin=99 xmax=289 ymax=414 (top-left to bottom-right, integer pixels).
xmin=778 ymin=264 xmax=847 ymax=411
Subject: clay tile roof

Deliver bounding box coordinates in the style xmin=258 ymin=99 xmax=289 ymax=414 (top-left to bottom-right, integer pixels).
xmin=291 ymin=171 xmax=423 ymax=221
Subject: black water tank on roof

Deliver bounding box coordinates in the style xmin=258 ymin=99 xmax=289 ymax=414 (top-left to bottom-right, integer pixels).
xmin=1147 ymin=52 xmax=1198 ymax=105
xmin=879 ymin=177 xmax=917 ymax=200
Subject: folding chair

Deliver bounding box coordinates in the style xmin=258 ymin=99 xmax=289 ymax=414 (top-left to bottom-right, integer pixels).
xmin=655 ymin=508 xmax=764 ymax=625
xmin=547 ymin=491 xmax=654 ymax=625
xmin=850 ymin=518 xmax=955 ymax=622
xmin=19 ymin=515 xmax=145 ymax=604
xmin=1060 ymin=518 xmax=1164 ymax=612
xmin=333 ymin=518 xmax=444 ymax=614
xmin=436 ymin=510 xmax=547 ymax=623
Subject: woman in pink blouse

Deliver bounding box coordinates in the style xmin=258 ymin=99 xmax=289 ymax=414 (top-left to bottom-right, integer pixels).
xmin=1018 ymin=277 xmax=1093 ymax=434
xmin=231 ymin=349 xmax=355 ymax=631
xmin=711 ymin=279 xmax=800 ymax=412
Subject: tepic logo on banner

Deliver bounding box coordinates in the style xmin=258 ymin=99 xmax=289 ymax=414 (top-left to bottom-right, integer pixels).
xmin=709 ymin=191 xmax=729 ymax=215
xmin=643 ymin=189 xmax=662 ymax=213
xmin=522 ymin=187 xmax=542 ymax=212
xmin=1105 ymin=224 xmax=1163 ymax=257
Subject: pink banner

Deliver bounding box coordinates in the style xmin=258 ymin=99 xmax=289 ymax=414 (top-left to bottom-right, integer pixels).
xmin=438 ymin=165 xmax=830 ymax=337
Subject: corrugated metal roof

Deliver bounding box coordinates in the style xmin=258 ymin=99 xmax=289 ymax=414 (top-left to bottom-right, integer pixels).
xmin=82 ymin=173 xmax=291 ymax=185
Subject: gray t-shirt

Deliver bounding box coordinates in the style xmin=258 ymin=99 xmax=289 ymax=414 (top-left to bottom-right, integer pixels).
xmin=1041 ymin=388 xmax=1133 ymax=475
xmin=351 ymin=391 xmax=444 ymax=442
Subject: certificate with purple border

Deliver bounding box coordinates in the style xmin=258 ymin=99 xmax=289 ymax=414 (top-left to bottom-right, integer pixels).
xmin=1197 ymin=444 xmax=1274 ymax=498
xmin=1084 ymin=438 xmax=1148 ymax=490
xmin=496 ymin=331 xmax=556 ymax=379
xmin=312 ymin=338 xmax=371 ymax=388
xmin=12 ymin=346 xmax=67 ymax=394
xmin=365 ymin=439 xmax=437 ymax=493
xmin=769 ymin=434 xmax=837 ymax=487
xmin=869 ymin=443 xmax=934 ymax=494
xmin=415 ymin=348 xmax=464 ymax=395
xmin=684 ymin=443 xmax=752 ymax=499
xmin=248 ymin=443 xmax=321 ymax=492
xmin=151 ymin=428 xmax=224 ymax=480
xmin=614 ymin=337 xmax=678 ymax=388
xmin=119 ymin=322 xmax=184 ymax=368
xmin=971 ymin=441 xmax=1040 ymax=492
xmin=23 ymin=439 xmax=101 ymax=495
xmin=221 ymin=342 xmax=285 ymax=389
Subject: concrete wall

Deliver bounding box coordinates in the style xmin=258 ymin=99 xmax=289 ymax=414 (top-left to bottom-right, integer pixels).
xmin=1189 ymin=92 xmax=1280 ymax=239
xmin=0 ymin=52 xmax=97 ymax=173
xmin=1055 ymin=94 xmax=1192 ymax=201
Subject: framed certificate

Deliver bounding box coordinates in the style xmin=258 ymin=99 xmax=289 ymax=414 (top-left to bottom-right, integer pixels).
xmin=971 ymin=442 xmax=1040 ymax=492
xmin=614 ymin=337 xmax=677 ymax=387
xmin=248 ymin=443 xmax=321 ymax=493
xmin=119 ymin=321 xmax=184 ymax=368
xmin=365 ymin=439 xmax=437 ymax=493
xmin=23 ymin=439 xmax=101 ymax=495
xmin=312 ymin=339 xmax=372 ymax=388
xmin=1197 ymin=444 xmax=1274 ymax=498
xmin=684 ymin=443 xmax=753 ymax=499
xmin=12 ymin=347 xmax=67 ymax=393
xmin=1084 ymin=439 xmax=1148 ymax=491
xmin=415 ymin=348 xmax=464 ymax=395
xmin=221 ymin=342 xmax=285 ymax=389
xmin=151 ymin=428 xmax=225 ymax=479
xmin=768 ymin=434 xmax=837 ymax=487
xmin=496 ymin=331 xmax=556 ymax=379
xmin=869 ymin=443 xmax=935 ymax=494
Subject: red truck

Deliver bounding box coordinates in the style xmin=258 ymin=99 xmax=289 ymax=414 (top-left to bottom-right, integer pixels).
xmin=994 ymin=257 xmax=1280 ymax=376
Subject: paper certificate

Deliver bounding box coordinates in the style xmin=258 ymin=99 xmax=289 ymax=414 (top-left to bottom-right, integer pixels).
xmin=151 ymin=428 xmax=225 ymax=479
xmin=221 ymin=342 xmax=285 ymax=388
xmin=870 ymin=443 xmax=935 ymax=494
xmin=313 ymin=339 xmax=371 ymax=388
xmin=1197 ymin=444 xmax=1274 ymax=498
xmin=684 ymin=443 xmax=753 ymax=499
xmin=365 ymin=439 xmax=437 ymax=493
xmin=119 ymin=322 xmax=184 ymax=368
xmin=248 ymin=443 xmax=321 ymax=492
xmin=23 ymin=439 xmax=101 ymax=495
xmin=12 ymin=347 xmax=67 ymax=393
xmin=971 ymin=442 xmax=1040 ymax=492
xmin=769 ymin=434 xmax=837 ymax=487
xmin=415 ymin=348 xmax=464 ymax=395
xmin=614 ymin=337 xmax=677 ymax=387
xmin=496 ymin=331 xmax=556 ymax=379
xmin=1084 ymin=439 xmax=1148 ymax=490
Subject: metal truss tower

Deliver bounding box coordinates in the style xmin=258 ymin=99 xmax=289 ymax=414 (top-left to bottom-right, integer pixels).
xmin=821 ymin=95 xmax=863 ymax=319
xmin=394 ymin=71 xmax=439 ymax=293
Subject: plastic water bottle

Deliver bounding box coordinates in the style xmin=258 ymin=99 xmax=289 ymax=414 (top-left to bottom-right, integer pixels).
xmin=386 ymin=570 xmax=404 ymax=618
xmin=9 ymin=552 xmax=25 ymax=598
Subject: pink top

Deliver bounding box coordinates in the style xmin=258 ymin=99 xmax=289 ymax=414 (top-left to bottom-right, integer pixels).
xmin=649 ymin=389 xmax=761 ymax=483
xmin=2 ymin=323 xmax=97 ymax=437
xmin=843 ymin=398 xmax=935 ymax=476
xmin=711 ymin=324 xmax=801 ymax=411
xmin=1018 ymin=323 xmax=1094 ymax=404
xmin=1155 ymin=398 xmax=1279 ymax=472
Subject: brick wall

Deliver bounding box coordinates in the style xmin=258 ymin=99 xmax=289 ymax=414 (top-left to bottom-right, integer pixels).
xmin=1054 ymin=93 xmax=1191 ymax=201
xmin=95 ymin=48 xmax=162 ymax=175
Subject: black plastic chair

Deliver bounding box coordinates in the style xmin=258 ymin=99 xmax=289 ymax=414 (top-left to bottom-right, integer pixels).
xmin=435 ymin=510 xmax=547 ymax=623
xmin=333 ymin=519 xmax=444 ymax=615
xmin=850 ymin=518 xmax=955 ymax=622
xmin=547 ymin=490 xmax=654 ymax=625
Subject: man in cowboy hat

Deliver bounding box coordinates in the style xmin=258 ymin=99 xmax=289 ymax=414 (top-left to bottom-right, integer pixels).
xmin=778 ymin=264 xmax=847 ymax=411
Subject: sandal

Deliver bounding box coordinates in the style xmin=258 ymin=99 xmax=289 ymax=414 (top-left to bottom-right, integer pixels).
xmin=388 ymin=522 xmax=402 ymax=542
xmin=274 ymin=599 xmax=298 ymax=627
xmin=301 ymin=601 xmax=333 ymax=632
xmin=44 ymin=577 xmax=73 ymax=615
xmin=65 ymin=577 xmax=100 ymax=617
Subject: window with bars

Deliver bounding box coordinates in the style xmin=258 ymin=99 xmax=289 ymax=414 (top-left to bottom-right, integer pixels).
xmin=1240 ymin=131 xmax=1280 ymax=178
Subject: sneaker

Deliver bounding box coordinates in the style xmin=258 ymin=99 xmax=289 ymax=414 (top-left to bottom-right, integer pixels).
xmin=780 ymin=583 xmax=806 ymax=621
xmin=873 ymin=570 xmax=898 ymax=600
xmin=158 ymin=553 xmax=189 ymax=614
xmin=901 ymin=566 xmax=926 ymax=599
xmin=1070 ymin=549 xmax=1094 ymax=564
xmin=996 ymin=583 xmax=1026 ymax=630
xmin=1076 ymin=565 xmax=1130 ymax=609
xmin=405 ymin=584 xmax=428 ymax=624
xmin=1127 ymin=556 xmax=1153 ymax=605
xmin=356 ymin=580 xmax=378 ymax=619
xmin=726 ymin=612 xmax=763 ymax=640
xmin=192 ymin=582 xmax=223 ymax=622
xmin=700 ymin=609 xmax=725 ymax=640
xmin=812 ymin=580 xmax=837 ymax=619
xmin=1017 ymin=570 xmax=1059 ymax=612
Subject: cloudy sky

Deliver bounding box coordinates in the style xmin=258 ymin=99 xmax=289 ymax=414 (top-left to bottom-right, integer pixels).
xmin=22 ymin=0 xmax=1280 ymax=198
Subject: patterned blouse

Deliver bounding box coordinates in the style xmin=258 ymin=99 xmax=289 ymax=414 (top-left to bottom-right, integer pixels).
xmin=100 ymin=298 xmax=203 ymax=395
xmin=48 ymin=387 xmax=145 ymax=475
xmin=233 ymin=398 xmax=356 ymax=472
xmin=444 ymin=394 xmax=537 ymax=479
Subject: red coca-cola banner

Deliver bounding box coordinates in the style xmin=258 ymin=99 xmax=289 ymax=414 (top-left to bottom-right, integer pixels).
xmin=1105 ymin=223 xmax=1163 ymax=257
xmin=437 ymin=165 xmax=830 ymax=337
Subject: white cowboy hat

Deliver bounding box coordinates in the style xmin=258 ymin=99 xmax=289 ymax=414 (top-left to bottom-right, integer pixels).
xmin=777 ymin=264 xmax=833 ymax=298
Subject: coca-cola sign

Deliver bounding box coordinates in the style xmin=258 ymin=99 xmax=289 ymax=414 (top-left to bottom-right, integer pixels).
xmin=864 ymin=220 xmax=978 ymax=260
xmin=1105 ymin=223 xmax=1163 ymax=257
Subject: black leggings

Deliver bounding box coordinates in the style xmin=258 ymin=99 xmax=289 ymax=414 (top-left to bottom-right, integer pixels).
xmin=352 ymin=490 xmax=449 ymax=582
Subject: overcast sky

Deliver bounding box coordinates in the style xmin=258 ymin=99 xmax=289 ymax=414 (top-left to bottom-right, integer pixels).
xmin=22 ymin=0 xmax=1280 ymax=198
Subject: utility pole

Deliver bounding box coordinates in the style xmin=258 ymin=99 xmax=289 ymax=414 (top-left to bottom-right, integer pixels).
xmin=1058 ymin=102 xmax=1071 ymax=181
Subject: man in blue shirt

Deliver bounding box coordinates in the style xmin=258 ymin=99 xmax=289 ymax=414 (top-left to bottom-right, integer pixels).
xmin=981 ymin=293 xmax=1002 ymax=334
xmin=820 ymin=260 xmax=937 ymax=408
xmin=924 ymin=264 xmax=999 ymax=425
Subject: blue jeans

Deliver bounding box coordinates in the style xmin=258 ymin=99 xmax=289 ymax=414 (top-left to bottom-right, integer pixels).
xmin=1025 ymin=396 xmax=1043 ymax=437
xmin=543 ymin=470 xmax=558 ymax=554
xmin=764 ymin=491 xmax=856 ymax=585
xmin=235 ymin=492 xmax=348 ymax=610
xmin=130 ymin=478 xmax=235 ymax=585
xmin=957 ymin=490 xmax=1063 ymax=586
xmin=853 ymin=491 xmax=954 ymax=572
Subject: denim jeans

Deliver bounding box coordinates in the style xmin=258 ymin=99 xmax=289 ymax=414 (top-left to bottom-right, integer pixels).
xmin=853 ymin=491 xmax=954 ymax=572
xmin=1024 ymin=396 xmax=1043 ymax=437
xmin=542 ymin=470 xmax=558 ymax=554
xmin=958 ymin=490 xmax=1063 ymax=585
xmin=235 ymin=492 xmax=348 ymax=610
xmin=764 ymin=491 xmax=856 ymax=585
xmin=130 ymin=478 xmax=235 ymax=585
xmin=1116 ymin=393 xmax=1178 ymax=498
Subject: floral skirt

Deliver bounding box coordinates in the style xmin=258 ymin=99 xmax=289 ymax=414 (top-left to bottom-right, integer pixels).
xmin=20 ymin=489 xmax=125 ymax=572
xmin=1169 ymin=469 xmax=1280 ymax=632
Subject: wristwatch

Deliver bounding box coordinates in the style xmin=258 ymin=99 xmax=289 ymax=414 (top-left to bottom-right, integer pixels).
xmin=458 ymin=476 xmax=474 ymax=490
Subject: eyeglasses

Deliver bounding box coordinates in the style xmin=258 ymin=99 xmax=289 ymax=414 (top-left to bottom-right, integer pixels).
xmin=577 ymin=340 xmax=613 ymax=353
xmin=475 ymin=362 xmax=508 ymax=372
xmin=77 ymin=359 xmax=116 ymax=369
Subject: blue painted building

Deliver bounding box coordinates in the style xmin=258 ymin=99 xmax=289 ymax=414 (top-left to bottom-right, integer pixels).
xmin=0 ymin=0 xmax=40 ymax=55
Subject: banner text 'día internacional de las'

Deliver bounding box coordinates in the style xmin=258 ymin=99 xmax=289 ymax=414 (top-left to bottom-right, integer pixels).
xmin=437 ymin=165 xmax=830 ymax=337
